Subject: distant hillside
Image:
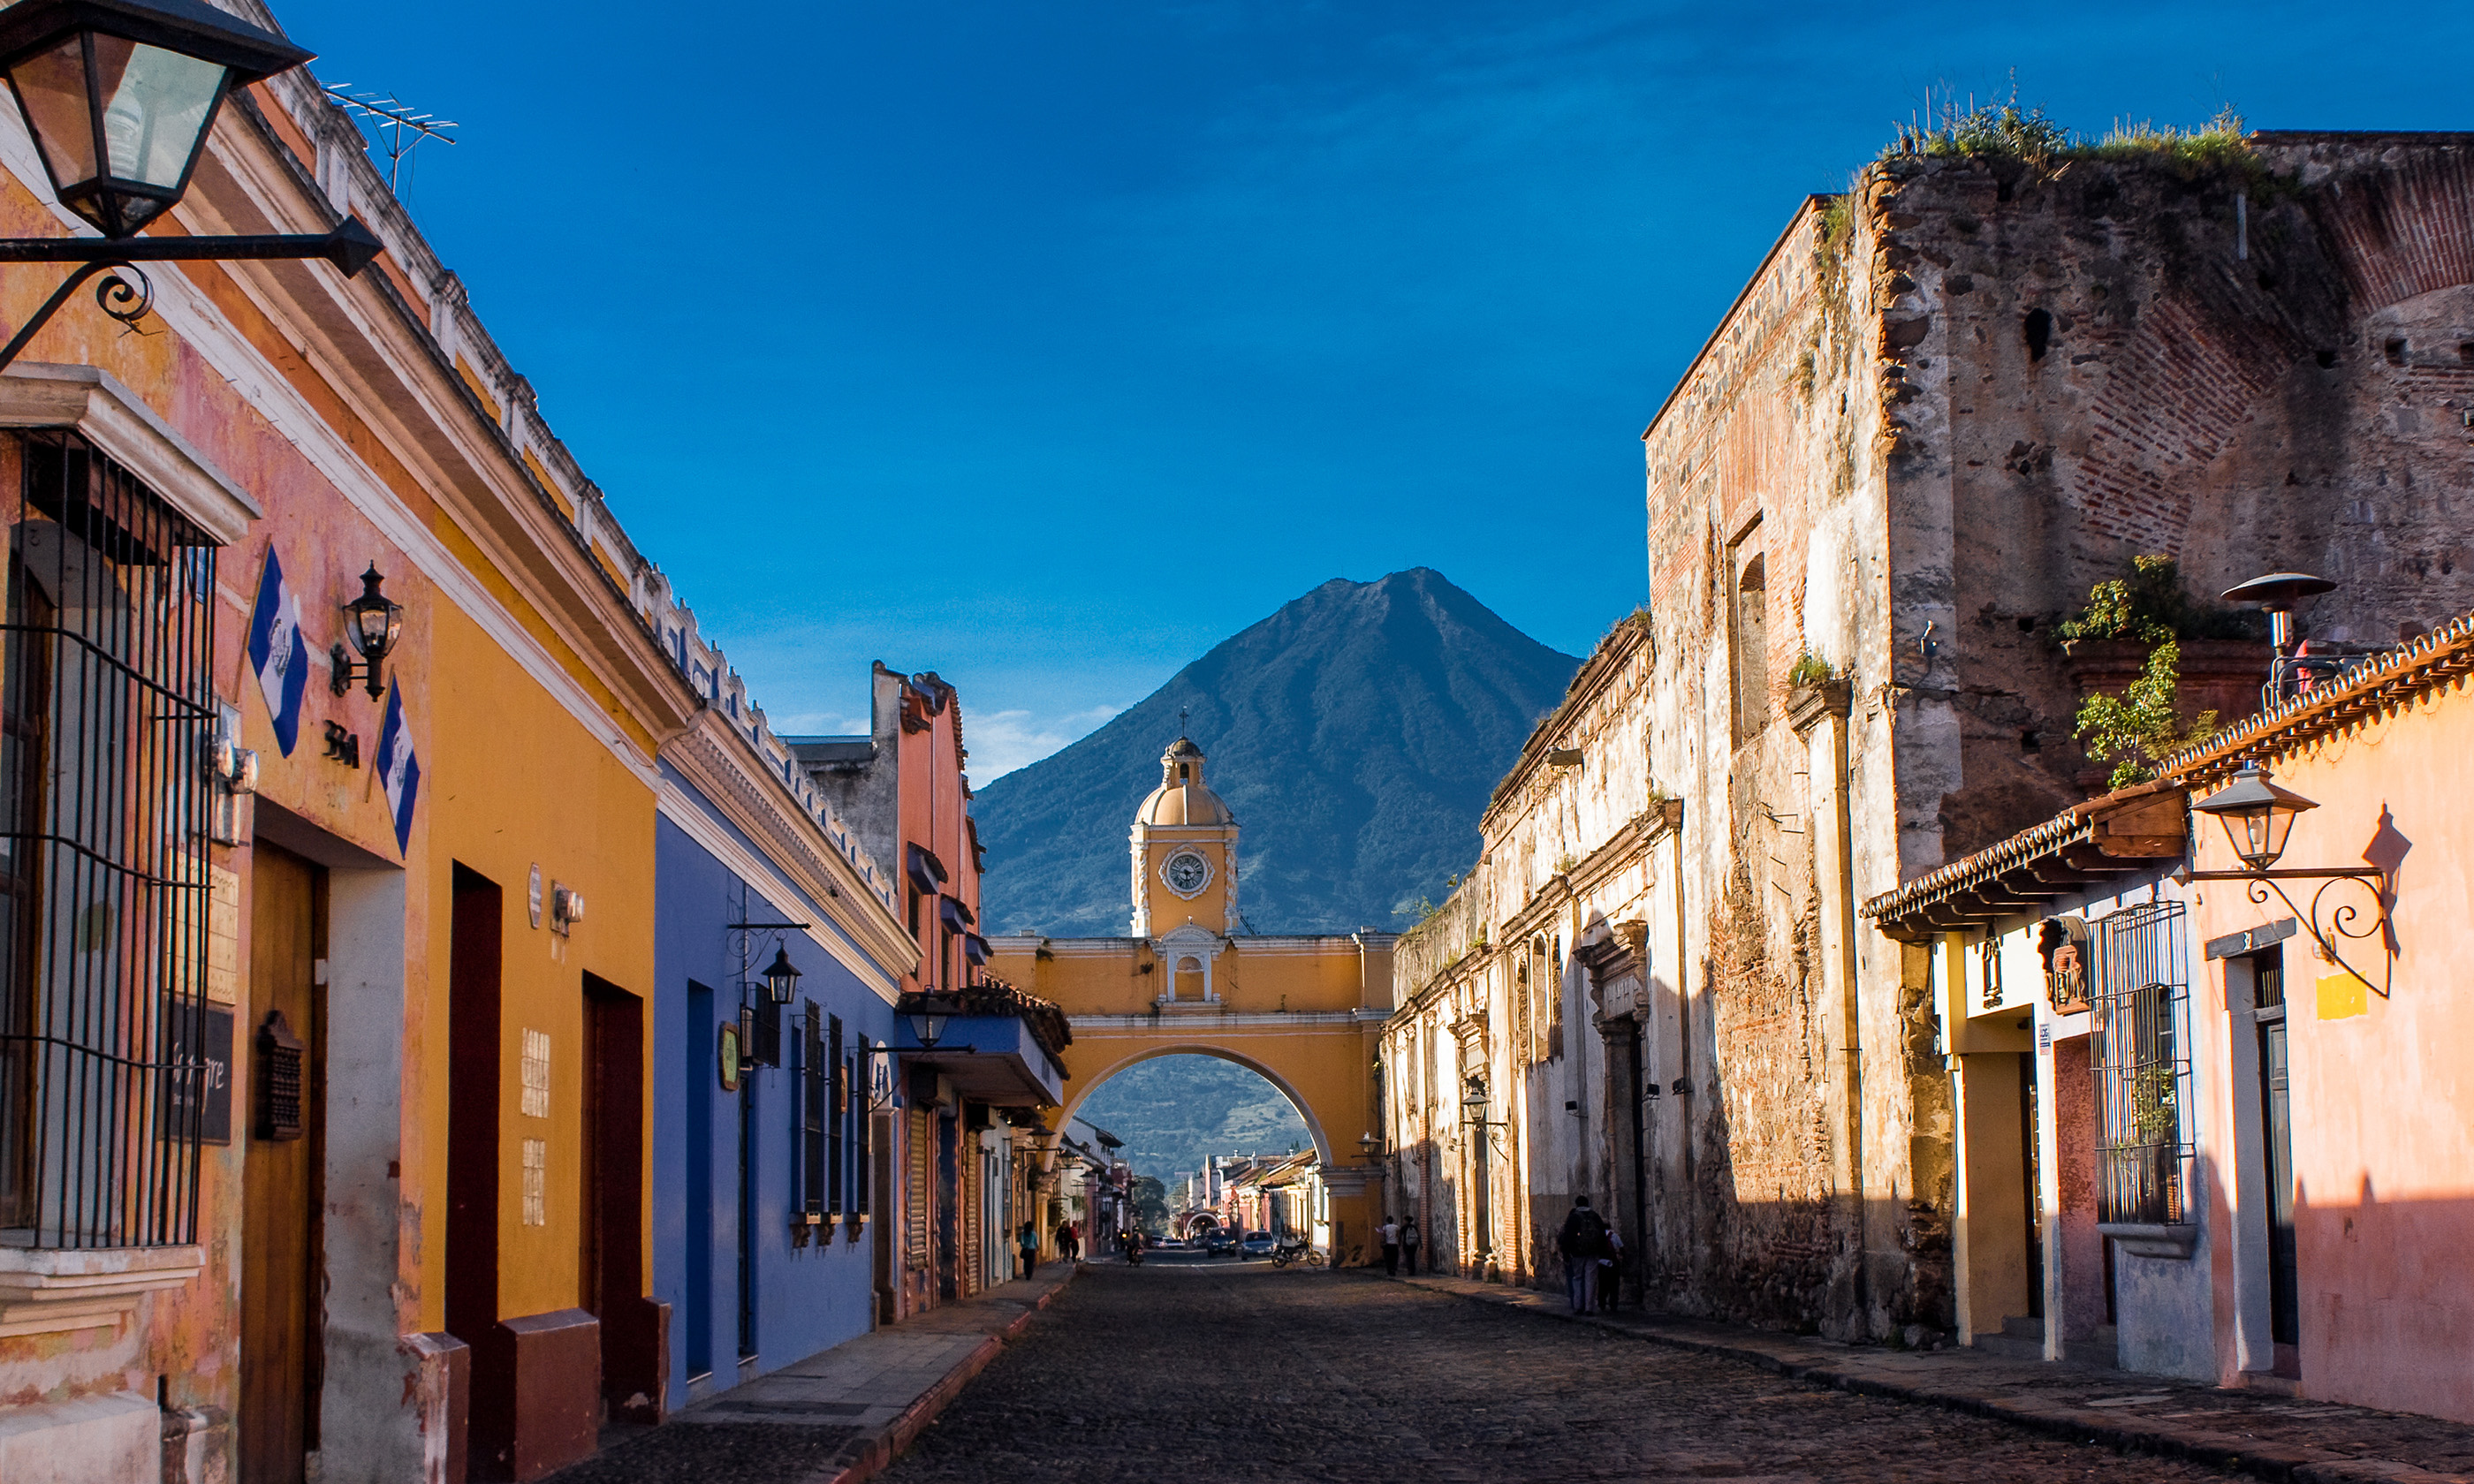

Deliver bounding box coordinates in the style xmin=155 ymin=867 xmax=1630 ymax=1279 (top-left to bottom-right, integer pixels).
xmin=1076 ymin=1056 xmax=1311 ymax=1185
xmin=972 ymin=569 xmax=1582 ymax=936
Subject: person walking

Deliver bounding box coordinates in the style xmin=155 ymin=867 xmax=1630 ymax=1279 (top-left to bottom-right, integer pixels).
xmin=1377 ymin=1216 xmax=1402 ymax=1276
xmin=1597 ymin=1225 xmax=1624 ymax=1313
xmin=1557 ymin=1196 xmax=1609 ymax=1314
xmin=1400 ymin=1217 xmax=1422 ymax=1276
xmin=1017 ymin=1219 xmax=1039 ymax=1279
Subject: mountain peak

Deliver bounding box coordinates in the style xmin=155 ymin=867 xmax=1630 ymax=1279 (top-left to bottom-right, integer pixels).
xmin=973 ymin=572 xmax=1581 ymax=936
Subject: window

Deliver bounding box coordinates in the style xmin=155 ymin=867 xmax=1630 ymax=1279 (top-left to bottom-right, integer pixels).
xmin=2093 ymin=901 xmax=2193 ymax=1225
xmin=801 ymin=1003 xmax=824 ymax=1217
xmin=0 ymin=431 xmax=219 ymax=1248
xmin=827 ymin=1013 xmax=845 ymax=1215
xmin=1729 ymin=536 xmax=1770 ymax=746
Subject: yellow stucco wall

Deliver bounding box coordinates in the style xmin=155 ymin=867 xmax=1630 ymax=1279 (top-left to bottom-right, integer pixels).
xmin=415 ymin=599 xmax=657 ymax=1328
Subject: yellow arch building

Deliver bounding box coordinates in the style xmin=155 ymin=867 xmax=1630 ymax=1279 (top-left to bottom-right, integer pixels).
xmin=986 ymin=738 xmax=1395 ymax=1259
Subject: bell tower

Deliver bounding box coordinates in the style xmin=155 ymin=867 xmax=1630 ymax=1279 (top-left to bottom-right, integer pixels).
xmin=1129 ymin=736 xmax=1238 ymax=956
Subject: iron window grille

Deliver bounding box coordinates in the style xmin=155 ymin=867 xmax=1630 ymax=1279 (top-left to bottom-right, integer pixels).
xmin=2093 ymin=900 xmax=2195 ymax=1225
xmin=826 ymin=1012 xmax=845 ymax=1216
xmin=0 ymin=430 xmax=217 ymax=1249
xmin=801 ymin=1002 xmax=824 ymax=1218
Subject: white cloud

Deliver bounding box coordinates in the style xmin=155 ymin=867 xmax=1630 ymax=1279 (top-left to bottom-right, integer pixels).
xmin=763 ymin=709 xmax=872 ymax=738
xmin=968 ymin=704 xmax=1124 ymax=783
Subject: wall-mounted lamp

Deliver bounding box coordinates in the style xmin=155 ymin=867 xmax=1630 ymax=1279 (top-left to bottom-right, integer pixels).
xmin=907 ymin=998 xmax=954 ymax=1049
xmin=0 ymin=0 xmax=385 ymax=371
xmin=2186 ymin=760 xmax=2389 ymax=995
xmin=330 ymin=564 xmax=405 ymax=699
xmin=550 ymin=882 xmax=584 ymax=937
xmin=759 ymin=945 xmax=802 ymax=1006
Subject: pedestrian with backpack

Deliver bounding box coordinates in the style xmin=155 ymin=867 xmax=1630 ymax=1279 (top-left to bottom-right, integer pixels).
xmin=1400 ymin=1217 xmax=1422 ymax=1276
xmin=1557 ymin=1196 xmax=1609 ymax=1314
xmin=1598 ymin=1225 xmax=1624 ymax=1312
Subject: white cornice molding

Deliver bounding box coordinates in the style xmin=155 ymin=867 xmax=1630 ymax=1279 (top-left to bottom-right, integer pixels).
xmin=0 ymin=364 xmax=262 ymax=542
xmin=182 ymin=123 xmax=694 ymax=738
xmin=659 ymin=718 xmax=915 ymax=998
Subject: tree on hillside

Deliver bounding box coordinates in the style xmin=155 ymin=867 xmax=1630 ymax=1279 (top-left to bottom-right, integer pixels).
xmin=1131 ymin=1176 xmax=1170 ymax=1235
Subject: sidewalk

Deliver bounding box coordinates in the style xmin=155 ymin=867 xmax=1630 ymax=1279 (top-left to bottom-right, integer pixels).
xmin=547 ymin=1264 xmax=1079 ymax=1484
xmin=1398 ymin=1272 xmax=2474 ymax=1484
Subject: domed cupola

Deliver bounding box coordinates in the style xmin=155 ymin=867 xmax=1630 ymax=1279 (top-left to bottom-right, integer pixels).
xmin=1136 ymin=737 xmax=1233 ymax=828
xmin=1129 ymin=735 xmax=1240 ymax=940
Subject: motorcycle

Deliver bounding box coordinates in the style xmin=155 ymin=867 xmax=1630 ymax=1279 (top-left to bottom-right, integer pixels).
xmin=1270 ymin=1237 xmax=1324 ymax=1268
xmin=1124 ymin=1235 xmax=1145 ymax=1267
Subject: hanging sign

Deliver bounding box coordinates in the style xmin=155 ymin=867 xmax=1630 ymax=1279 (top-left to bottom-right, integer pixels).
xmin=717 ymin=1018 xmax=743 ymax=1093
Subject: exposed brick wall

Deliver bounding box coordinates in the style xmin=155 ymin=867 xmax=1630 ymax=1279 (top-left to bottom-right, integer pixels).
xmin=1631 ymin=132 xmax=2474 ymax=1344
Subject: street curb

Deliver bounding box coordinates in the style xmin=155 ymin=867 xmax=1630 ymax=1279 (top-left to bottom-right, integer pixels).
xmin=1396 ymin=1276 xmax=2471 ymax=1484
xmin=819 ymin=1267 xmax=1077 ymax=1484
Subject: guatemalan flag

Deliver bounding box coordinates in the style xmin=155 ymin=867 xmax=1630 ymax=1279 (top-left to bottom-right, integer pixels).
xmin=246 ymin=549 xmax=307 ymax=756
xmin=375 ymin=686 xmax=421 ymax=855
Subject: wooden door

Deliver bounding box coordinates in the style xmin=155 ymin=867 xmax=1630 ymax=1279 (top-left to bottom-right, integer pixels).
xmin=241 ymin=844 xmax=324 ymax=1484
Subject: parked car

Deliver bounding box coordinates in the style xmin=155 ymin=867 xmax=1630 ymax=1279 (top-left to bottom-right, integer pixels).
xmin=1203 ymin=1229 xmax=1237 ymax=1256
xmin=1239 ymin=1230 xmax=1279 ymax=1260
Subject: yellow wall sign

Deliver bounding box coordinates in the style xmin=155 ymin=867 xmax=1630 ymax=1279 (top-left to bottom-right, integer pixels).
xmin=717 ymin=1018 xmax=743 ymax=1092
xmin=2317 ymin=972 xmax=2370 ymax=1020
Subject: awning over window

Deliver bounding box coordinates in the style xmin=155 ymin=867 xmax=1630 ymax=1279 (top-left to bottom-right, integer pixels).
xmin=906 ymin=843 xmax=947 ymax=896
xmin=938 ymin=894 xmax=975 ymax=934
xmin=962 ymin=933 xmax=990 ymax=965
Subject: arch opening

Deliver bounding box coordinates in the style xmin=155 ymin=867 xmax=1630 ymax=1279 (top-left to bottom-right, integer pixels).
xmin=1066 ymin=1049 xmax=1326 ymax=1189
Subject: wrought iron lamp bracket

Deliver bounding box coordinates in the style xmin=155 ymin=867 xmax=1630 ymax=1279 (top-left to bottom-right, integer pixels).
xmin=0 ymin=223 xmax=383 ymax=373
xmin=2186 ymin=866 xmax=2391 ymax=997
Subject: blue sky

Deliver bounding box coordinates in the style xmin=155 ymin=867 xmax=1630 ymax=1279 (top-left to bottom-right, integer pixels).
xmin=277 ymin=0 xmax=2474 ymax=779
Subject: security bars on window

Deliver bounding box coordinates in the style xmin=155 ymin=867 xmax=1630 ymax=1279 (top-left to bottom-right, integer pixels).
xmin=2093 ymin=900 xmax=2194 ymax=1226
xmin=0 ymin=429 xmax=216 ymax=1249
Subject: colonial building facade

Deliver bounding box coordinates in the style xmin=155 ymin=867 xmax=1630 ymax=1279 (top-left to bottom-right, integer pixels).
xmin=1868 ymin=606 xmax=2474 ymax=1421
xmin=1384 ymin=130 xmax=2474 ymax=1344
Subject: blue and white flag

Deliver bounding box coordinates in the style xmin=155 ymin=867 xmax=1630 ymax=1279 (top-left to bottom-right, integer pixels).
xmin=374 ymin=686 xmax=421 ymax=856
xmin=245 ymin=549 xmax=307 ymax=756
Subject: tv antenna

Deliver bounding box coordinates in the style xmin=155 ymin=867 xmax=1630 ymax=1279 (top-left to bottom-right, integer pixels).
xmin=323 ymin=86 xmax=459 ymax=196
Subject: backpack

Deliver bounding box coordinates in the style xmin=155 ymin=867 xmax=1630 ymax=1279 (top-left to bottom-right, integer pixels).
xmin=1567 ymin=1207 xmax=1609 ymax=1259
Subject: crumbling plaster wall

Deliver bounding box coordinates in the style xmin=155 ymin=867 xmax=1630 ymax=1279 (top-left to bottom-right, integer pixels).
xmin=1637 ymin=132 xmax=2474 ymax=1342
xmin=1643 ymin=194 xmax=1928 ymax=1337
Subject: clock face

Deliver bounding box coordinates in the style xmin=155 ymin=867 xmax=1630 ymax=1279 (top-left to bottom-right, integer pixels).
xmin=1162 ymin=851 xmax=1210 ymax=896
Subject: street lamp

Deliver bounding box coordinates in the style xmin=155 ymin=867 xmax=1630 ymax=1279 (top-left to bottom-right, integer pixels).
xmin=758 ymin=945 xmax=802 ymax=1006
xmin=330 ymin=564 xmax=404 ymax=698
xmin=2185 ymin=760 xmax=2389 ymax=996
xmin=907 ymin=998 xmax=952 ymax=1050
xmin=0 ymin=0 xmax=382 ymax=369
xmin=2190 ymin=761 xmax=2315 ymax=871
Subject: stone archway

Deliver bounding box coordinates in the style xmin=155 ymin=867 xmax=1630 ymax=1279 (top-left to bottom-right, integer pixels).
xmin=1059 ymin=1042 xmax=1335 ymax=1166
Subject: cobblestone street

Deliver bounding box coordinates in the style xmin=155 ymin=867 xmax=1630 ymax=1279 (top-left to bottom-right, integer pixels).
xmin=879 ymin=1264 xmax=2233 ymax=1484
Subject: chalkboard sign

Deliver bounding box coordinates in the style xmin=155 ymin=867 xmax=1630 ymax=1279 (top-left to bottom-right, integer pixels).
xmin=163 ymin=1005 xmax=233 ymax=1147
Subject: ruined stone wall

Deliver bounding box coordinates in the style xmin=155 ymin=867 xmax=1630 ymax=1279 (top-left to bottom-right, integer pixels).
xmin=1641 ymin=194 xmax=1910 ymax=1336
xmin=1631 ymin=132 xmax=2474 ymax=1343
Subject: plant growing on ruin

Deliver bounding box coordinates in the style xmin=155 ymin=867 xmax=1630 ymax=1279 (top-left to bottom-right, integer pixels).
xmin=2054 ymin=556 xmax=2264 ymax=654
xmin=1787 ymin=653 xmax=1835 ymax=688
xmin=2074 ymin=640 xmax=2219 ymax=789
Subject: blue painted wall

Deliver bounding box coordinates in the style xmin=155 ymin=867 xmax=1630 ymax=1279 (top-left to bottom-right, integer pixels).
xmin=654 ymin=765 xmax=899 ymax=1412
